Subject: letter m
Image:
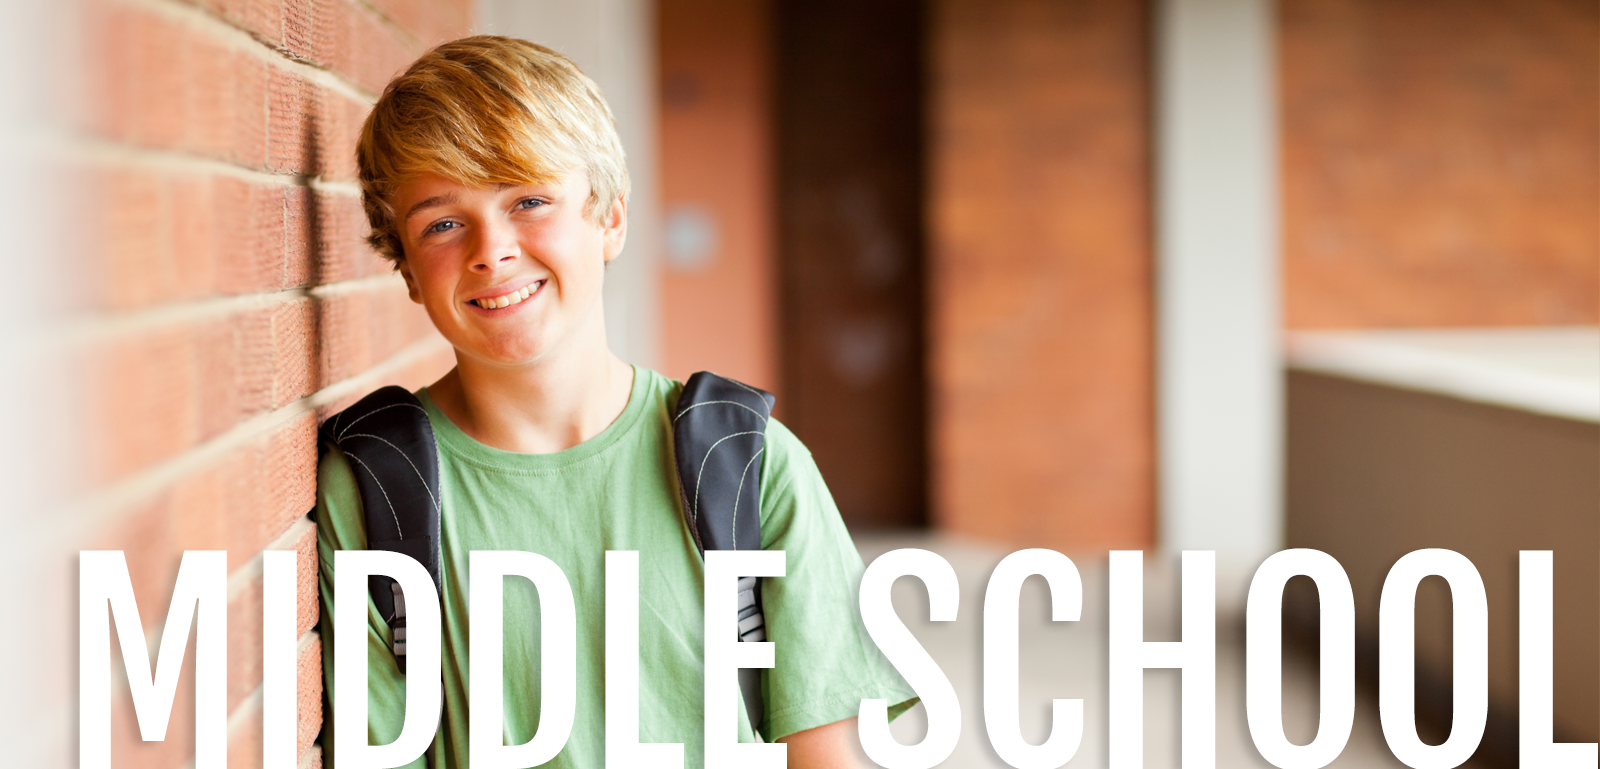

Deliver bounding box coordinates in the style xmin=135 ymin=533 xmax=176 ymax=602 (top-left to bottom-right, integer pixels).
xmin=80 ymin=550 xmax=225 ymax=769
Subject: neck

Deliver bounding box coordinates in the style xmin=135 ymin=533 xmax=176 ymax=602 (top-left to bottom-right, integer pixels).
xmin=427 ymin=315 xmax=634 ymax=454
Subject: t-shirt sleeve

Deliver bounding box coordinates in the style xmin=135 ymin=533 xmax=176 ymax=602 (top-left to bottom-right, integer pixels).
xmin=755 ymin=418 xmax=919 ymax=741
xmin=316 ymin=448 xmax=428 ymax=769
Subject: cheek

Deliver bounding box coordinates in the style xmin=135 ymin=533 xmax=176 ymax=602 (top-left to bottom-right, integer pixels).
xmin=528 ymin=228 xmax=607 ymax=289
xmin=410 ymin=253 xmax=458 ymax=292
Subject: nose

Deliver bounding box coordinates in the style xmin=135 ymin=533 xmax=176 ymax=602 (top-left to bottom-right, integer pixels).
xmin=470 ymin=218 xmax=520 ymax=273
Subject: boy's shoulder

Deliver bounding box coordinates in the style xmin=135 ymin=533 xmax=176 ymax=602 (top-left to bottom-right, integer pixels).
xmin=654 ymin=368 xmax=815 ymax=473
xmin=313 ymin=368 xmax=824 ymax=521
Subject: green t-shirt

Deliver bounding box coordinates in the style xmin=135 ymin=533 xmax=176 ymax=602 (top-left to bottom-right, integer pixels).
xmin=316 ymin=366 xmax=916 ymax=767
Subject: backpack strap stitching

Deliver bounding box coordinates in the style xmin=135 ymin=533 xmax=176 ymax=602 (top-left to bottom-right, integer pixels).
xmin=672 ymin=399 xmax=769 ymax=425
xmin=692 ymin=430 xmax=765 ymax=526
xmin=341 ymin=433 xmax=442 ymax=513
xmin=730 ymin=447 xmax=764 ymax=547
xmin=337 ymin=402 xmax=432 ymax=441
xmin=724 ymin=377 xmax=770 ymax=402
xmin=343 ymin=451 xmax=405 ymax=539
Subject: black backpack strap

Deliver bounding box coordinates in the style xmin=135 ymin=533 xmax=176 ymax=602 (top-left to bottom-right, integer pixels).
xmin=319 ymin=385 xmax=443 ymax=674
xmin=672 ymin=371 xmax=776 ymax=730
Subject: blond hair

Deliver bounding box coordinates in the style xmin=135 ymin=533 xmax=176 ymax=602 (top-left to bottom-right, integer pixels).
xmin=357 ymin=36 xmax=629 ymax=263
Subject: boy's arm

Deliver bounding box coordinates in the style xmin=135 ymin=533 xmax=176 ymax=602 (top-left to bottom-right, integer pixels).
xmin=755 ymin=419 xmax=919 ymax=743
xmin=316 ymin=448 xmax=428 ymax=769
xmin=778 ymin=717 xmax=872 ymax=769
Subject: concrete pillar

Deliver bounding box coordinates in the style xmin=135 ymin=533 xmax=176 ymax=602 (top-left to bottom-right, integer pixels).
xmin=1154 ymin=0 xmax=1281 ymax=601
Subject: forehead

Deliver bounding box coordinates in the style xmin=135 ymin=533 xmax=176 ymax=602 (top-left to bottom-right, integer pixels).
xmin=392 ymin=167 xmax=592 ymax=203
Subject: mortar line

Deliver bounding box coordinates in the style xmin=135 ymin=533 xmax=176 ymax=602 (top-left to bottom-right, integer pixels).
xmin=210 ymin=628 xmax=322 ymax=769
xmin=42 ymin=273 xmax=406 ymax=344
xmin=128 ymin=0 xmax=378 ymax=105
xmin=350 ymin=0 xmax=430 ymax=55
xmin=44 ymin=132 xmax=366 ymax=191
xmin=67 ymin=333 xmax=452 ymax=526
xmin=225 ymin=516 xmax=318 ymax=602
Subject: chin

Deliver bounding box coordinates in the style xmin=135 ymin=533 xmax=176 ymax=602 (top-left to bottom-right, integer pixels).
xmin=469 ymin=335 xmax=556 ymax=367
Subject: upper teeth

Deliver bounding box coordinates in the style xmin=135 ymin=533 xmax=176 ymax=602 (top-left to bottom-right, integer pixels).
xmin=475 ymin=283 xmax=536 ymax=309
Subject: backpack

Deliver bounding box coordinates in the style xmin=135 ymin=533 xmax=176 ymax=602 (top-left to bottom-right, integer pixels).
xmin=316 ymin=371 xmax=777 ymax=731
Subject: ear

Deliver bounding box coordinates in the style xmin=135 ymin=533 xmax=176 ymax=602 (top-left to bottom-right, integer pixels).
xmin=396 ymin=260 xmax=423 ymax=304
xmin=601 ymin=194 xmax=628 ymax=263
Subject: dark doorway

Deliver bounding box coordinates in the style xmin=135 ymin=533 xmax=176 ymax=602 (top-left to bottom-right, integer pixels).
xmin=775 ymin=0 xmax=927 ymax=531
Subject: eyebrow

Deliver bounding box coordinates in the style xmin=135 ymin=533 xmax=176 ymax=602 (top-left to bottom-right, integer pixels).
xmin=401 ymin=184 xmax=537 ymax=224
xmin=403 ymin=193 xmax=458 ymax=224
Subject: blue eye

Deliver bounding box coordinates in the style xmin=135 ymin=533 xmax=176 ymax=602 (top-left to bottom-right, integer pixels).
xmin=517 ymin=198 xmax=544 ymax=210
xmin=425 ymin=220 xmax=459 ymax=235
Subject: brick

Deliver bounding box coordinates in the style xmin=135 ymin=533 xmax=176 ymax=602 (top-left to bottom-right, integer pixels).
xmin=194 ymin=305 xmax=258 ymax=440
xmin=272 ymin=297 xmax=319 ymax=407
xmin=313 ymin=282 xmax=433 ymax=388
xmin=281 ymin=0 xmax=336 ymax=64
xmin=263 ymin=413 xmax=320 ymax=540
xmin=313 ymin=292 xmax=367 ymax=387
xmin=287 ymin=523 xmax=320 ymax=637
xmin=199 ymin=0 xmax=286 ymax=46
xmin=228 ymin=706 xmax=263 ymax=769
xmin=314 ymin=190 xmax=387 ymax=285
xmin=214 ymin=176 xmax=295 ymax=297
xmin=89 ymin=497 xmax=189 ymax=623
xmin=171 ymin=175 xmax=224 ymax=300
xmin=284 ymin=185 xmax=316 ymax=287
xmin=96 ymin=167 xmax=170 ymax=310
xmin=211 ymin=418 xmax=314 ymax=565
xmin=1282 ymin=0 xmax=1600 ymax=327
xmin=282 ymin=0 xmax=417 ymax=95
xmin=74 ymin=0 xmax=475 ymax=757
xmin=266 ymin=66 xmax=369 ymax=179
xmin=297 ymin=633 xmax=324 ymax=758
xmin=366 ymin=0 xmax=471 ymax=48
xmin=84 ymin=0 xmax=271 ymax=168
xmin=334 ymin=0 xmax=419 ymax=94
xmin=929 ymin=0 xmax=1155 ymax=550
xmin=223 ymin=521 xmax=318 ymax=714
xmin=85 ymin=324 xmax=198 ymax=484
xmin=313 ymin=337 xmax=453 ymax=419
xmin=222 ymin=629 xmax=321 ymax=769
xmin=81 ymin=301 xmax=319 ymax=486
xmin=108 ymin=639 xmax=196 ymax=769
xmin=227 ymin=565 xmax=266 ymax=713
xmin=85 ymin=418 xmax=315 ymax=586
xmin=212 ymin=448 xmax=268 ymax=561
xmin=90 ymin=168 xmax=310 ymax=312
xmin=81 ymin=278 xmax=431 ymax=486
xmin=83 ymin=0 xmax=382 ymax=178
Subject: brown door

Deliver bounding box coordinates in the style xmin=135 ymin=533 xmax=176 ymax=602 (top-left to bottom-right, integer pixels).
xmin=775 ymin=0 xmax=927 ymax=531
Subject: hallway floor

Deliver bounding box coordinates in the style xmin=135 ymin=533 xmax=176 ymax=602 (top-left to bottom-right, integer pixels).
xmin=855 ymin=532 xmax=1485 ymax=768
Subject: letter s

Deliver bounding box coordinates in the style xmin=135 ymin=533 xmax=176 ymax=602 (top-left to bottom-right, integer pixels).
xmin=858 ymin=548 xmax=960 ymax=769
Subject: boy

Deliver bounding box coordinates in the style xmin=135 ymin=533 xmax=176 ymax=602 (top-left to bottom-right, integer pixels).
xmin=316 ymin=36 xmax=917 ymax=767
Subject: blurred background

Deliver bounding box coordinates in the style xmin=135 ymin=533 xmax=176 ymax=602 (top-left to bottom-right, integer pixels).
xmin=0 ymin=0 xmax=1593 ymax=765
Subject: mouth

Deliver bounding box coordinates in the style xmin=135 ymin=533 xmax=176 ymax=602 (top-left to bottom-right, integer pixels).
xmin=468 ymin=279 xmax=545 ymax=310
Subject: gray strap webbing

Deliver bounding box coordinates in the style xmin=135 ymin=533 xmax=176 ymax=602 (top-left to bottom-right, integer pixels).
xmin=673 ymin=372 xmax=777 ymax=732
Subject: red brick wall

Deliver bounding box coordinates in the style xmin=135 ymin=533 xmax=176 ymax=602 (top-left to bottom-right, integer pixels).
xmin=61 ymin=0 xmax=470 ymax=765
xmin=927 ymin=0 xmax=1155 ymax=550
xmin=658 ymin=0 xmax=777 ymax=391
xmin=1282 ymin=0 xmax=1600 ymax=328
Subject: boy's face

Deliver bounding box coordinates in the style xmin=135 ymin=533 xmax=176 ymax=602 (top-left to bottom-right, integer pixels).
xmin=390 ymin=170 xmax=625 ymax=367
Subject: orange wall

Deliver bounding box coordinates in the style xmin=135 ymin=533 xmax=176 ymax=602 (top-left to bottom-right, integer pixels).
xmin=928 ymin=0 xmax=1155 ymax=550
xmin=657 ymin=0 xmax=777 ymax=390
xmin=1282 ymin=0 xmax=1600 ymax=328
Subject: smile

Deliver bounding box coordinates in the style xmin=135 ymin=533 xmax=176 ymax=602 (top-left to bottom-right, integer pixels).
xmin=470 ymin=280 xmax=544 ymax=309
